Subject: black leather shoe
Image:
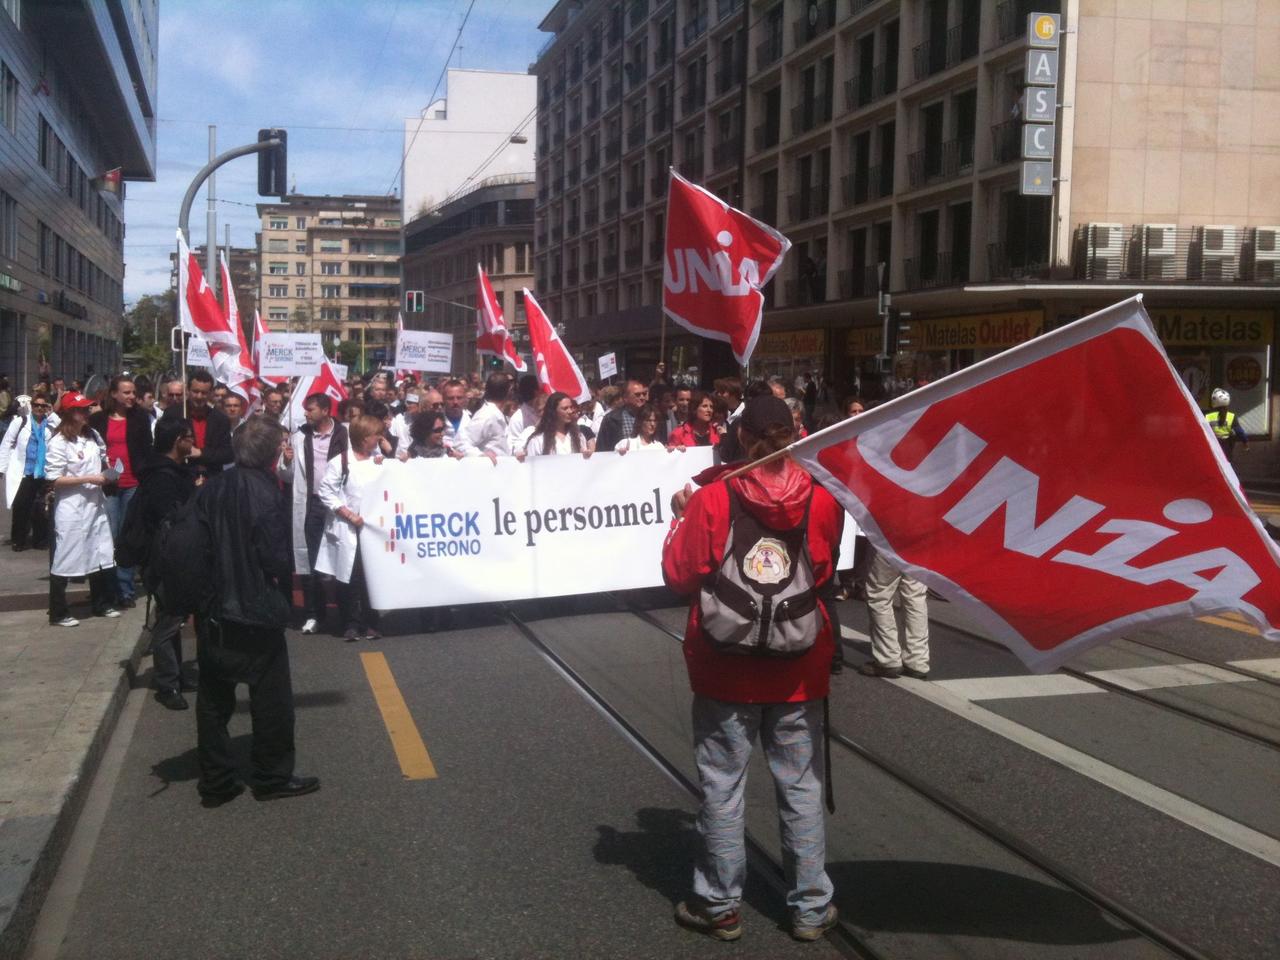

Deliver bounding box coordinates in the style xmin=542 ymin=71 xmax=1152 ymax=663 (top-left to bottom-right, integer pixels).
xmin=117 ymin=596 xmax=137 ymax=609
xmin=179 ymin=676 xmax=198 ymax=693
xmin=251 ymin=776 xmax=320 ymax=801
xmin=200 ymin=784 xmax=245 ymax=808
xmin=155 ymin=689 xmax=189 ymax=711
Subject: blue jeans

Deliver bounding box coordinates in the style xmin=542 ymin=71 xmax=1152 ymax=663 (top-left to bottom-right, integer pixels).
xmin=691 ymin=695 xmax=833 ymax=925
xmin=103 ymin=484 xmax=137 ymax=600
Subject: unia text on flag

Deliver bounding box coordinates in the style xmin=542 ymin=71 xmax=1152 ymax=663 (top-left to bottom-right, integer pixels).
xmin=218 ymin=252 xmax=256 ymax=403
xmin=476 ymin=265 xmax=527 ymax=372
xmin=788 ymin=295 xmax=1280 ymax=673
xmin=662 ymin=169 xmax=791 ymax=367
xmin=176 ymin=230 xmax=251 ymax=391
xmin=523 ymin=288 xmax=590 ymax=404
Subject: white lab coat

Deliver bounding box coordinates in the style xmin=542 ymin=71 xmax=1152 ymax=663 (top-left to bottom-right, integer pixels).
xmin=1 ymin=413 xmax=59 ymax=508
xmin=506 ymin=402 xmax=540 ymax=455
xmin=314 ymin=455 xmax=382 ymax=584
xmin=286 ymin=424 xmax=349 ymax=575
xmin=442 ymin=409 xmax=473 ymax=454
xmin=45 ymin=431 xmax=114 ymax=577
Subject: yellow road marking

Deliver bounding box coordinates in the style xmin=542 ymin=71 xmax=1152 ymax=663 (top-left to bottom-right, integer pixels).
xmin=360 ymin=651 xmax=438 ymax=780
xmin=1198 ymin=615 xmax=1260 ymax=636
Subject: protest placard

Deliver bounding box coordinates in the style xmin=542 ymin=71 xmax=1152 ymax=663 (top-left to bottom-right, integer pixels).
xmin=598 ymin=351 xmax=618 ymax=380
xmin=258 ymin=332 xmax=325 ymax=377
xmin=396 ymin=329 xmax=453 ymax=373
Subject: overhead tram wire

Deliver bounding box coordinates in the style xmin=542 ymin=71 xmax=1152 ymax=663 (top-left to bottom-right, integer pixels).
xmin=386 ymin=0 xmax=479 ymax=197
xmin=608 ymin=596 xmax=1212 ymax=960
xmin=340 ymin=0 xmax=403 ymax=151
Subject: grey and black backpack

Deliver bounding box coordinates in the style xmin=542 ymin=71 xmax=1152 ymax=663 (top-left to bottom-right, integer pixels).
xmin=699 ymin=482 xmax=820 ymax=658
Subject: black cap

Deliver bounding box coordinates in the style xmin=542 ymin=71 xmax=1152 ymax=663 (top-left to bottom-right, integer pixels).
xmin=739 ymin=395 xmax=793 ymax=436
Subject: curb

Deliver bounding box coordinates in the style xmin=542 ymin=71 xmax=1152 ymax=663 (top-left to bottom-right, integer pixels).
xmin=0 ymin=609 xmax=152 ymax=960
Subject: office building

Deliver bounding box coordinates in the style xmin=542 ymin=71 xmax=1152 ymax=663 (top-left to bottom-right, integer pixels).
xmin=533 ymin=0 xmax=1280 ymax=475
xmin=0 ymin=0 xmax=158 ymax=386
xmin=256 ymin=195 xmax=401 ymax=367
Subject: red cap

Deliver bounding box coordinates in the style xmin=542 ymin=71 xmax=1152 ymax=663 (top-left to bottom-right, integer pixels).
xmin=58 ymin=392 xmax=93 ymax=411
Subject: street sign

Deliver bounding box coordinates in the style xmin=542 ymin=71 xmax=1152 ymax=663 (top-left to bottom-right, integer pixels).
xmin=1028 ymin=13 xmax=1061 ymax=48
xmin=1022 ymin=122 xmax=1055 ymax=159
xmin=1020 ymin=161 xmax=1054 ymax=196
xmin=1026 ymin=49 xmax=1059 ymax=86
xmin=1022 ymin=86 xmax=1057 ymax=122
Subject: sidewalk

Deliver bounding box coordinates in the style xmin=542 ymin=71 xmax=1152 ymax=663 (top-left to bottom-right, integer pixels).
xmin=0 ymin=502 xmax=150 ymax=959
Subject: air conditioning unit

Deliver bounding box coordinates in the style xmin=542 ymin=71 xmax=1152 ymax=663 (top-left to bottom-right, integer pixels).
xmin=1088 ymin=222 xmax=1125 ymax=280
xmin=1198 ymin=225 xmax=1240 ymax=281
xmin=1253 ymin=226 xmax=1280 ymax=282
xmin=1143 ymin=223 xmax=1180 ymax=279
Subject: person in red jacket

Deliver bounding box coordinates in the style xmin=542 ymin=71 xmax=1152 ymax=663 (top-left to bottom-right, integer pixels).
xmin=662 ymin=395 xmax=842 ymax=944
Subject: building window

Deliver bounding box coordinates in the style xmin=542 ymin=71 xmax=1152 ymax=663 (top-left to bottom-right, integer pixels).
xmin=295 ymin=285 xmax=306 ymax=298
xmin=1 ymin=63 xmax=16 ymax=135
xmin=0 ymin=191 xmax=15 ymax=258
xmin=319 ymin=240 xmax=342 ymax=253
xmin=267 ymin=239 xmax=287 ymax=252
xmin=295 ymin=262 xmax=306 ymax=275
xmin=320 ymin=307 xmax=342 ymax=322
xmin=384 ymin=219 xmax=401 ymax=228
xmin=268 ymin=308 xmax=288 ymax=322
xmin=296 ymin=216 xmax=306 ymax=229
xmin=321 ymin=262 xmax=341 ymax=275
xmin=37 ymin=221 xmax=49 ymax=273
xmin=321 ymin=284 xmax=342 ymax=298
xmin=319 ymin=217 xmax=341 ymax=226
xmin=269 ymin=217 xmax=288 ymax=229
xmin=268 ymin=284 xmax=287 ymax=297
xmin=295 ymin=241 xmax=306 ymax=253
xmin=268 ymin=261 xmax=288 ymax=275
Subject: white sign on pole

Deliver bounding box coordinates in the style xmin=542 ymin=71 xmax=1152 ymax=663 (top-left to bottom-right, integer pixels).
xmin=359 ymin=448 xmax=716 ymax=609
xmin=1022 ymin=86 xmax=1057 ymax=122
xmin=396 ymin=329 xmax=454 ymax=373
xmin=1028 ymin=13 xmax=1061 ymax=48
xmin=598 ymin=351 xmax=618 ymax=380
xmin=1026 ymin=49 xmax=1059 ymax=86
xmin=1022 ymin=122 xmax=1055 ymax=159
xmin=258 ymin=332 xmax=325 ymax=377
xmin=186 ymin=335 xmax=211 ymax=368
xmin=1020 ymin=160 xmax=1054 ymax=196
xmin=332 ymin=362 xmax=349 ymax=382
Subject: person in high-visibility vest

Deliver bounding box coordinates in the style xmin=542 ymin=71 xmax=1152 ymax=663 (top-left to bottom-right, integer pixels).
xmin=1205 ymin=387 xmax=1248 ymax=463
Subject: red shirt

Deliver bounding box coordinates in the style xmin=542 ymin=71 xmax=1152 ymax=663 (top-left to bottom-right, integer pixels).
xmin=662 ymin=463 xmax=841 ymax=703
xmin=105 ymin=417 xmax=138 ymax=488
xmin=191 ymin=410 xmax=208 ymax=451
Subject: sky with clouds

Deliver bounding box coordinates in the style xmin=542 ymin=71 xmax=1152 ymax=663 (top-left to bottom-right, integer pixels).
xmin=124 ymin=0 xmax=548 ymax=303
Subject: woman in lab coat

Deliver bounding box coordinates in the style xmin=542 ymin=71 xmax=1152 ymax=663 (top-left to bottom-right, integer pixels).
xmin=315 ymin=414 xmax=384 ymax=642
xmin=45 ymin=392 xmax=119 ymax=627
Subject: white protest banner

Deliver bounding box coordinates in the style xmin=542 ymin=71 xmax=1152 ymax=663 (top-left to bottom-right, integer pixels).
xmin=332 ymin=362 xmax=349 ymax=382
xmin=598 ymin=351 xmax=618 ymax=380
xmin=257 ymin=333 xmax=325 ymax=377
xmin=396 ymin=329 xmax=454 ymax=373
xmin=359 ymin=448 xmax=716 ymax=608
xmin=186 ymin=335 xmax=212 ymax=368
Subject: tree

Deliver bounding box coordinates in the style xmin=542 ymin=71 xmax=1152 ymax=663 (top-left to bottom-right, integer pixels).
xmin=124 ymin=290 xmax=177 ymax=349
xmin=290 ymin=304 xmax=314 ymax=331
xmin=336 ymin=340 xmax=360 ymax=368
xmin=131 ymin=343 xmax=172 ymax=383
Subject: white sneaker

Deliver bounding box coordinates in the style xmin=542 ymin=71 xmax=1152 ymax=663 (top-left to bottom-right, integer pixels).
xmin=300 ymin=618 xmax=318 ymax=635
xmin=54 ymin=616 xmax=80 ymax=628
xmin=101 ymin=608 xmax=122 ymax=619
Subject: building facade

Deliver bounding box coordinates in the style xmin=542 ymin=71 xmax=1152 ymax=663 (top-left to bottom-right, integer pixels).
xmin=532 ymin=0 xmax=1280 ymax=479
xmin=401 ymin=68 xmax=538 ymax=222
xmin=256 ymin=195 xmax=401 ymax=369
xmin=0 ymin=0 xmax=158 ymax=388
xmin=402 ymin=177 xmax=536 ymax=375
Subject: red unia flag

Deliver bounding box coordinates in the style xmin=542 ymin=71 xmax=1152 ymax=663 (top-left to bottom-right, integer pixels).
xmin=287 ymin=357 xmax=348 ymax=427
xmin=218 ymin=252 xmax=256 ymax=402
xmin=476 ymin=265 xmax=526 ymax=372
xmin=790 ymin=296 xmax=1280 ymax=672
xmin=177 ymin=230 xmax=250 ymax=389
xmin=663 ymin=169 xmax=790 ymax=366
xmin=523 ymin=288 xmax=590 ymax=403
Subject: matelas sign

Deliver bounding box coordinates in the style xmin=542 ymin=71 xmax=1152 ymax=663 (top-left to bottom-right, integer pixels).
xmin=358 ymin=449 xmax=715 ymax=607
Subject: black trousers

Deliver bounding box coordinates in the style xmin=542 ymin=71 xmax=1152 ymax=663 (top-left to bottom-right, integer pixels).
xmin=303 ymin=495 xmax=329 ymax=621
xmin=11 ymin=475 xmax=49 ymax=548
xmin=149 ymin=603 xmax=190 ymax=694
xmin=338 ymin=544 xmax=379 ymax=634
xmin=195 ymin=620 xmax=296 ymax=798
xmin=49 ymin=568 xmax=115 ymax=621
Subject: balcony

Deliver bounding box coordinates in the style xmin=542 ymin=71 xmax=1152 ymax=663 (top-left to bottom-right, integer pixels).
xmin=627 ymin=120 xmax=646 ymax=149
xmin=626 ymin=60 xmax=648 ymax=89
xmin=567 ymin=168 xmax=581 ymax=186
xmin=654 ymin=108 xmax=670 ymax=133
xmin=553 ymin=128 xmax=565 ymax=147
xmin=584 ymin=261 xmax=599 ymax=280
xmin=681 ymin=88 xmax=706 ymax=115
xmin=712 ymin=137 xmax=741 ymax=171
xmin=785 ymin=274 xmax=827 ymax=306
xmin=587 ymin=38 xmax=602 ymax=65
xmin=567 ymin=215 xmax=580 ymax=234
xmin=536 ymin=227 xmax=548 ymax=246
xmin=624 ymin=246 xmax=643 ymax=269
xmin=838 ymin=264 xmax=879 ymax=299
xmin=606 ymin=82 xmax=621 ymax=106
xmin=678 ymin=154 xmax=703 ymax=179
xmin=585 ymin=152 xmax=600 ymax=174
xmin=1072 ymin=223 xmax=1280 ymax=283
xmin=604 ymin=196 xmax=620 ymax=217
xmin=753 ymin=118 xmax=781 ymax=151
xmin=792 ymin=0 xmax=836 ymax=48
xmin=587 ymin=99 xmax=600 ymax=121
xmin=912 ymin=24 xmax=978 ymax=81
xmin=604 ymin=254 xmax=619 ymax=274
xmin=570 ymin=60 xmax=583 ymax=84
xmin=996 ymin=0 xmax=1046 ymax=46
xmin=904 ymin=251 xmax=958 ymax=290
xmin=907 ymin=136 xmax=974 ymax=187
xmin=569 ymin=114 xmax=582 ymax=134
xmin=566 ymin=266 xmax=580 ymax=285
xmin=550 ymin=272 xmax=562 ymax=291
xmin=990 ymin=120 xmax=1020 ymax=166
xmin=551 ymin=224 xmax=564 ymax=243
xmin=552 ymin=173 xmax=564 ymax=195
xmin=553 ymin=79 xmax=566 ymax=99
xmin=791 ymin=92 xmax=833 ymax=135
xmin=715 ymin=64 xmax=738 ymax=96
xmin=844 ymin=62 xmax=894 ymax=111
xmin=650 ymin=238 xmax=665 ymax=262
xmin=756 ymin=32 xmax=783 ymax=70
xmin=655 ymin=39 xmax=672 ymax=68
xmin=605 ymin=139 xmax=621 ymax=161
xmin=787 ymin=186 xmax=829 ymax=223
xmin=628 ymin=0 xmax=649 ymax=32
xmin=585 ymin=207 xmax=600 ymax=227
xmin=717 ymin=0 xmax=743 ymax=20
xmin=607 ymin=15 xmax=623 ymax=47
xmin=537 ymin=186 xmax=549 ymax=205
xmin=626 ymin=186 xmax=646 ymax=209
xmin=988 ymin=242 xmax=1049 ymax=281
xmin=651 ymin=175 xmax=668 ymax=199
xmin=683 ymin=13 xmax=708 ymax=47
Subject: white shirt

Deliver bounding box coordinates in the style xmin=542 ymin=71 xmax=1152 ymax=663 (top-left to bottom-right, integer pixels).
xmin=614 ymin=435 xmax=666 ymax=454
xmin=506 ymin=402 xmax=540 ymax=454
xmin=465 ymin=401 xmax=510 ymax=456
xmin=443 ymin=408 xmax=473 ymax=453
xmin=524 ymin=431 xmax=580 ymax=456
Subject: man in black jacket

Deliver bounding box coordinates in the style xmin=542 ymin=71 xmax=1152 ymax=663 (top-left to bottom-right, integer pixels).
xmin=195 ymin=415 xmax=319 ymax=807
xmin=595 ymin=379 xmax=650 ymax=452
xmin=161 ymin=370 xmax=232 ymax=477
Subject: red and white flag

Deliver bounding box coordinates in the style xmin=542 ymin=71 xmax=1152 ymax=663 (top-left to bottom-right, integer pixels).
xmin=790 ymin=296 xmax=1280 ymax=672
xmin=662 ymin=169 xmax=790 ymax=367
xmin=218 ymin=252 xmax=256 ymax=403
xmin=287 ymin=357 xmax=348 ymax=428
xmin=177 ymin=230 xmax=252 ymax=391
xmin=476 ymin=265 xmax=526 ymax=372
xmin=523 ymin=288 xmax=590 ymax=404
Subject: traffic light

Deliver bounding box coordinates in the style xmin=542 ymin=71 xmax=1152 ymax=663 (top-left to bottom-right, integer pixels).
xmin=404 ymin=290 xmax=424 ymax=313
xmin=257 ymin=128 xmax=287 ymax=198
xmin=883 ymin=308 xmax=912 ymax=355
